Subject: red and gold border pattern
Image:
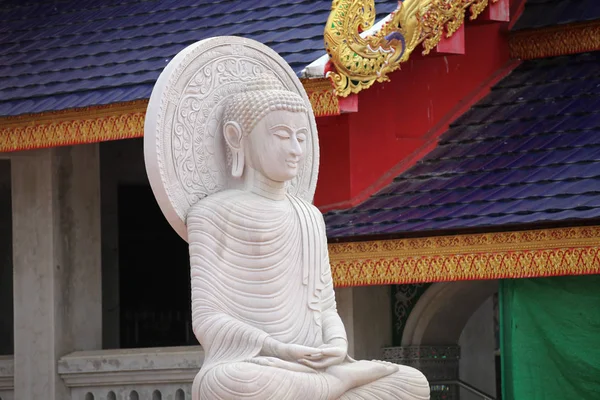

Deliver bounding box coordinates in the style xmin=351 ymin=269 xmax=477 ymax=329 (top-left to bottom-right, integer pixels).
xmin=0 ymin=100 xmax=147 ymax=152
xmin=0 ymin=79 xmax=338 ymax=153
xmin=329 ymin=226 xmax=600 ymax=287
xmin=302 ymin=78 xmax=340 ymax=117
xmin=509 ymin=20 xmax=600 ymax=60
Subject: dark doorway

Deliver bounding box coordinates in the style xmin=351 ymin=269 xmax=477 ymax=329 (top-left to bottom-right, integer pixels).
xmin=0 ymin=160 xmax=13 ymax=355
xmin=118 ymin=185 xmax=196 ymax=348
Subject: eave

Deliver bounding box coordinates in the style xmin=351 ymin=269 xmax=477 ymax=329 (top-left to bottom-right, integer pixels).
xmin=510 ymin=20 xmax=600 ymax=60
xmin=0 ymin=79 xmax=337 ymax=153
xmin=329 ymin=225 xmax=600 ymax=286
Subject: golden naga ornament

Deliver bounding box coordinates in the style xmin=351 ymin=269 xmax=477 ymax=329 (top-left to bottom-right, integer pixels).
xmin=324 ymin=0 xmax=498 ymax=97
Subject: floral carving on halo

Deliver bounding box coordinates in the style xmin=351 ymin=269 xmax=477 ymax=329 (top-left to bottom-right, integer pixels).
xmin=145 ymin=37 xmax=320 ymax=241
xmin=324 ymin=0 xmax=498 ymax=97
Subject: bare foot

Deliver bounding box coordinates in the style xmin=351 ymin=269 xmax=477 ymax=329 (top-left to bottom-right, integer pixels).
xmin=326 ymin=360 xmax=398 ymax=389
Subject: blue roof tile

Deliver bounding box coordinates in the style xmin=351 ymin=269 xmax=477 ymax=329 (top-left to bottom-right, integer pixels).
xmin=325 ymin=52 xmax=600 ymax=239
xmin=0 ymin=0 xmax=398 ymax=116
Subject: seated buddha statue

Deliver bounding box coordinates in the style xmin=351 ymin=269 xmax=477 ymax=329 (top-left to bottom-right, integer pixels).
xmin=187 ymin=76 xmax=430 ymax=400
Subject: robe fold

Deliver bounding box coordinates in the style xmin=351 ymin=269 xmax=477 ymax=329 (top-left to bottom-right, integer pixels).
xmin=187 ymin=190 xmax=430 ymax=400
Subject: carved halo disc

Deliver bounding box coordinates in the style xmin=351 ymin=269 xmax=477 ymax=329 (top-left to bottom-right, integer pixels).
xmin=144 ymin=36 xmax=320 ymax=241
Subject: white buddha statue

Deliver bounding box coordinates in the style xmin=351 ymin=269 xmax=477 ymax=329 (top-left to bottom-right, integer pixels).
xmin=186 ymin=76 xmax=430 ymax=399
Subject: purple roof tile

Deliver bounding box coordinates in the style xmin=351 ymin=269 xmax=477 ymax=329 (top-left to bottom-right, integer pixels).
xmin=513 ymin=0 xmax=600 ymax=31
xmin=324 ymin=52 xmax=600 ymax=240
xmin=0 ymin=0 xmax=398 ymax=116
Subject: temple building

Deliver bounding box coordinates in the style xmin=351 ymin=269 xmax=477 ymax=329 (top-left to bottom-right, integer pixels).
xmin=1 ymin=0 xmax=600 ymax=399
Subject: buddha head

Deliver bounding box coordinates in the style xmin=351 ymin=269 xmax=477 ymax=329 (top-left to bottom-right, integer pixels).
xmin=223 ymin=75 xmax=309 ymax=182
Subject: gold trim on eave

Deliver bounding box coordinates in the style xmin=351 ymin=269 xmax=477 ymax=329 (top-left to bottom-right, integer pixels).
xmin=510 ymin=20 xmax=600 ymax=60
xmin=0 ymin=100 xmax=148 ymax=153
xmin=303 ymin=78 xmax=341 ymax=117
xmin=0 ymin=79 xmax=337 ymax=153
xmin=328 ymin=226 xmax=600 ymax=287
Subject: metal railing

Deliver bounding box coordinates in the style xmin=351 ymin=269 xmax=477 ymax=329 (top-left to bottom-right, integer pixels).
xmin=431 ymin=380 xmax=496 ymax=400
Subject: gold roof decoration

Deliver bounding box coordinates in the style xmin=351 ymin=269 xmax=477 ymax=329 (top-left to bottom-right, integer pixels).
xmin=324 ymin=0 xmax=498 ymax=97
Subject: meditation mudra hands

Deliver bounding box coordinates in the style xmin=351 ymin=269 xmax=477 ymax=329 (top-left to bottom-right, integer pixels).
xmin=309 ymin=339 xmax=349 ymax=369
xmin=260 ymin=337 xmax=348 ymax=371
xmin=258 ymin=334 xmax=403 ymax=393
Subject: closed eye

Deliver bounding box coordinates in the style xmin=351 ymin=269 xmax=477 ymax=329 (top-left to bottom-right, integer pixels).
xmin=297 ymin=134 xmax=307 ymax=142
xmin=274 ymin=132 xmax=291 ymax=139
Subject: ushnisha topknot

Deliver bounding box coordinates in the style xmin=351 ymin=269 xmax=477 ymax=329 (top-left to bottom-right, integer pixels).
xmin=223 ymin=73 xmax=308 ymax=136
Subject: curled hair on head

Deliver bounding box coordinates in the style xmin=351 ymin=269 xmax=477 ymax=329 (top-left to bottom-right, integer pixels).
xmin=223 ymin=74 xmax=309 ymax=136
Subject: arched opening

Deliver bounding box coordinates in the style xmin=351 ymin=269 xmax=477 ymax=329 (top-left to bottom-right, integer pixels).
xmin=107 ymin=391 xmax=116 ymax=400
xmin=402 ymin=280 xmax=498 ymax=346
xmin=175 ymin=388 xmax=185 ymax=400
xmin=129 ymin=391 xmax=139 ymax=400
xmin=85 ymin=393 xmax=94 ymax=400
xmin=152 ymin=390 xmax=162 ymax=400
xmin=401 ymin=280 xmax=500 ymax=399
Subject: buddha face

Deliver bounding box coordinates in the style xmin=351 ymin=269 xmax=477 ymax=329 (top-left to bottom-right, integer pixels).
xmin=243 ymin=110 xmax=309 ymax=182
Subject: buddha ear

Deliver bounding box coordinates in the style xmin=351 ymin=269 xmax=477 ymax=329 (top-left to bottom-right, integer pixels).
xmin=223 ymin=121 xmax=244 ymax=178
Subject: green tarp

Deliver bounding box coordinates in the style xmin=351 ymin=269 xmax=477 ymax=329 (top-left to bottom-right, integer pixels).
xmin=501 ymin=275 xmax=600 ymax=400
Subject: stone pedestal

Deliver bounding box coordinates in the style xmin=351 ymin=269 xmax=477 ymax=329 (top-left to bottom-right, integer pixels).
xmin=11 ymin=145 xmax=102 ymax=399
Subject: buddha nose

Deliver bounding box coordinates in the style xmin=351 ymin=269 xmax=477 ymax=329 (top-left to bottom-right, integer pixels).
xmin=290 ymin=136 xmax=303 ymax=158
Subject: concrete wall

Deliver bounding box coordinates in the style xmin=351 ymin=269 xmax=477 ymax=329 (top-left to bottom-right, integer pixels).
xmin=11 ymin=146 xmax=102 ymax=399
xmin=0 ymin=160 xmax=12 ymax=356
xmin=458 ymin=295 xmax=497 ymax=400
xmin=335 ymin=286 xmax=393 ymax=360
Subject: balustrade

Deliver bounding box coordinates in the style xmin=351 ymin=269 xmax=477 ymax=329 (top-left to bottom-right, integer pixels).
xmin=0 ymin=355 xmax=13 ymax=400
xmin=58 ymin=346 xmax=203 ymax=400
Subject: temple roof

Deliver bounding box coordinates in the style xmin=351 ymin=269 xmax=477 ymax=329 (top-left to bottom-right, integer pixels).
xmin=325 ymin=52 xmax=600 ymax=240
xmin=0 ymin=0 xmax=395 ymax=117
xmin=2 ymin=0 xmax=595 ymax=119
xmin=513 ymin=0 xmax=600 ymax=30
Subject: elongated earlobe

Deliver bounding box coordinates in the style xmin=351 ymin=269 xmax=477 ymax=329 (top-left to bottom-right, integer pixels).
xmin=223 ymin=121 xmax=244 ymax=178
xmin=231 ymin=149 xmax=244 ymax=177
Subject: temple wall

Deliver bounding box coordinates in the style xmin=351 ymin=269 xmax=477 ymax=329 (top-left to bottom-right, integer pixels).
xmin=11 ymin=146 xmax=102 ymax=399
xmin=335 ymin=286 xmax=393 ymax=360
xmin=458 ymin=295 xmax=497 ymax=399
xmin=334 ymin=286 xmax=355 ymax=355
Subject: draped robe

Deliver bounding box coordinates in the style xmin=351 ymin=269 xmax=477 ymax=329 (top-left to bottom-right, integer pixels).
xmin=187 ymin=190 xmax=430 ymax=400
